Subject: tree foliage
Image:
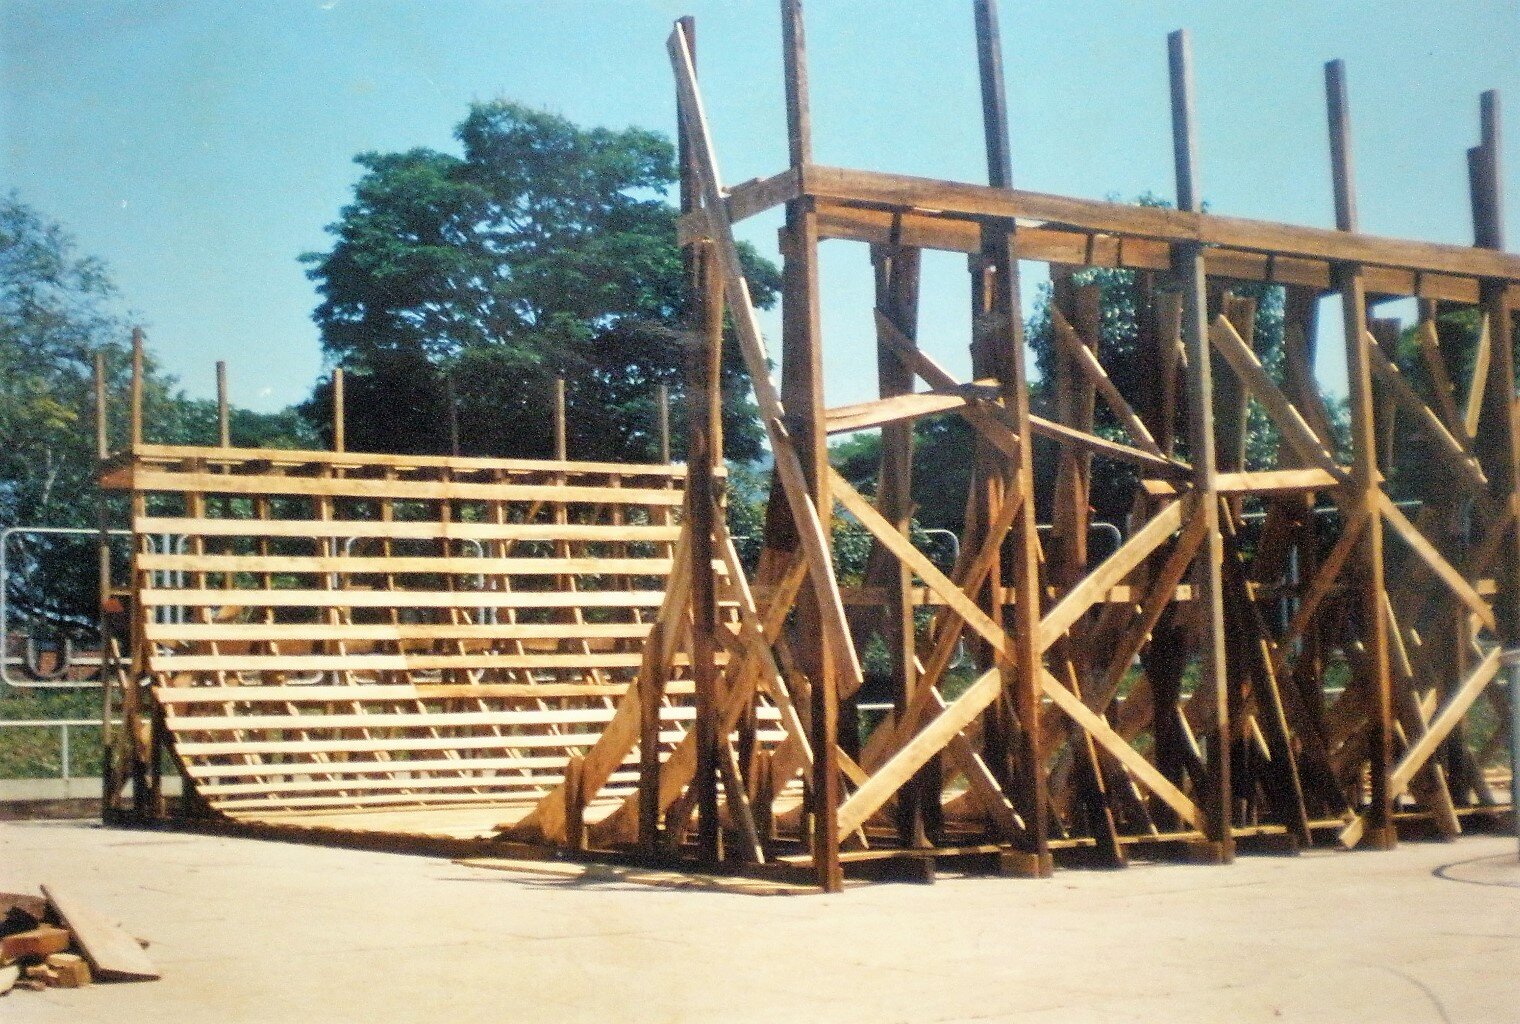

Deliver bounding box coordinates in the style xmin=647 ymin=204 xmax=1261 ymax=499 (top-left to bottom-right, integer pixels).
xmin=1 ymin=194 xmax=313 ymax=634
xmin=301 ymin=101 xmax=780 ymax=463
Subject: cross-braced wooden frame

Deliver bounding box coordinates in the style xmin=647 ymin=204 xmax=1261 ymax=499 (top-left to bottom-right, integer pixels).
xmin=105 ymin=1 xmax=1519 ymax=893
xmin=597 ymin=1 xmax=1520 ymax=891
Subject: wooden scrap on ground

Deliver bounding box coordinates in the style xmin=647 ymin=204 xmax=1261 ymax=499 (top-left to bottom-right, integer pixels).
xmin=45 ymin=953 xmax=92 ymax=988
xmin=1 ymin=925 xmax=70 ymax=963
xmin=40 ymin=886 xmax=159 ymax=982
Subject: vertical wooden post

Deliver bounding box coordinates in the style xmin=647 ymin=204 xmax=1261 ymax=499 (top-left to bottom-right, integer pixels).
xmin=553 ymin=377 xmax=567 ymax=461
xmin=1470 ymin=91 xmax=1519 ymax=651
xmin=1326 ymin=58 xmax=1395 ymax=849
xmin=676 ymin=14 xmax=724 ymax=865
xmin=332 ymin=369 xmax=346 ymax=453
xmin=870 ymin=241 xmax=929 ymax=846
xmin=1169 ymin=30 xmax=1233 ymax=861
xmin=777 ymin=0 xmax=841 ymax=893
xmin=129 ymin=328 xmax=144 ymax=448
xmin=123 ymin=329 xmax=147 ymax=814
xmin=970 ymin=0 xmax=1049 ymax=875
xmin=93 ymin=351 xmax=114 ymax=804
xmin=216 ymin=361 xmax=230 ymax=447
xmin=94 ymin=352 xmax=109 ymax=461
xmin=657 ymin=383 xmax=672 ymax=464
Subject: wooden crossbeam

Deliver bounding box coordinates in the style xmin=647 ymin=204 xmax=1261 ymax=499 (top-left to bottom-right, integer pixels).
xmin=1209 ymin=316 xmax=1348 ymax=482
xmin=823 ymin=389 xmax=973 ymax=434
xmin=876 ymin=310 xmax=1185 ymax=476
xmin=1364 ymin=334 xmax=1487 ymax=491
xmin=800 ymin=165 xmax=1520 ymax=284
xmin=1338 ymin=645 xmax=1502 ymax=847
xmin=829 ymin=468 xmax=1203 ymax=830
xmin=1050 ymin=306 xmax=1165 ymax=457
xmin=835 ymin=669 xmax=1001 ymax=840
xmin=1038 ymin=497 xmax=1189 ymax=649
xmin=1378 ymin=492 xmax=1497 ymax=631
xmin=1463 ymin=312 xmax=1492 ymax=438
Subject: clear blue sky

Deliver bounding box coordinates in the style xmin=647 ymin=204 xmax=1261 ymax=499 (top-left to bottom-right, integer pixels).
xmin=4 ymin=1 xmax=1517 ymax=421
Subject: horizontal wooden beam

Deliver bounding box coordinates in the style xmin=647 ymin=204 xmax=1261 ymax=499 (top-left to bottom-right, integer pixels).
xmin=137 ymin=517 xmax=681 ymax=543
xmin=128 ymin=471 xmax=685 ymax=506
xmin=803 ymin=165 xmax=1520 ymax=284
xmin=121 ymin=443 xmax=691 ymax=479
xmin=823 ymin=389 xmax=971 ymax=434
xmin=155 ymin=682 xmax=690 ymax=703
xmin=817 ymin=202 xmax=1498 ymax=304
xmin=138 ymin=553 xmax=681 ymax=577
xmin=675 ymin=167 xmax=801 ymax=245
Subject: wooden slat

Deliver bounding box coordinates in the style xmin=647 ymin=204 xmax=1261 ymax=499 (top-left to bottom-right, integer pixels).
xmin=156 ymin=683 xmax=692 ymax=704
xmin=129 ymin=470 xmax=686 ymax=506
xmin=164 ymin=706 xmax=728 ymax=732
xmin=145 ymin=622 xmax=655 ymax=643
xmin=184 ymin=753 xmax=606 ymax=779
xmin=174 ymin=731 xmax=685 ymax=757
xmin=1050 ymin=305 xmax=1165 ymax=457
xmin=1339 ymin=646 xmax=1503 ymax=847
xmin=138 ymin=589 xmax=670 ymax=609
xmin=128 ymin=442 xmax=690 ymax=479
xmin=1364 ymin=336 xmax=1486 ymax=491
xmin=137 ymin=517 xmax=681 ymax=543
xmin=1144 ymin=468 xmax=1339 ymax=497
xmin=138 ymin=553 xmax=677 ymax=577
xmin=675 ymin=166 xmax=801 ymax=243
xmin=149 ymin=652 xmax=683 ymax=673
xmin=41 ymin=885 xmax=159 ymax=982
xmin=199 ymin=773 xmax=638 ymax=797
xmin=1038 ymin=497 xmax=1189 ymax=649
xmin=1030 ymin=416 xmax=1187 ymax=476
xmin=834 ymin=669 xmax=1001 ymax=840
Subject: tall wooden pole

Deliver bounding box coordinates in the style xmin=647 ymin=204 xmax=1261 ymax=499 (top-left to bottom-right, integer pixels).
xmin=553 ymin=377 xmax=567 ymax=461
xmin=1326 ymin=58 xmax=1395 ymax=849
xmin=777 ymin=0 xmax=841 ymax=893
xmin=93 ymin=352 xmax=113 ymax=783
xmin=1169 ymin=30 xmax=1233 ymax=861
xmin=971 ymin=0 xmax=1049 ymax=875
xmin=95 ymin=352 xmax=110 ymax=461
xmin=129 ymin=327 xmax=144 ymax=448
xmin=1470 ymin=91 xmax=1519 ymax=649
xmin=657 ymin=383 xmax=672 ymax=464
xmin=216 ymin=361 xmax=230 ymax=448
xmin=332 ymin=369 xmax=346 ymax=453
xmin=675 ymin=15 xmax=724 ymax=865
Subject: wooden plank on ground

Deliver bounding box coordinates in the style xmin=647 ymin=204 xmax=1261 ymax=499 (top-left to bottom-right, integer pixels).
xmin=40 ymin=885 xmax=159 ymax=982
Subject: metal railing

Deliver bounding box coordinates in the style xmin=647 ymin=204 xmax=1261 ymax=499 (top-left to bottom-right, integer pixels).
xmin=0 ymin=717 xmax=119 ymax=783
xmin=1 ymin=526 xmax=132 ymax=689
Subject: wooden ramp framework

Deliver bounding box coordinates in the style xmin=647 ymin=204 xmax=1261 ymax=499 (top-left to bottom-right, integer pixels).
xmin=101 ymin=442 xmax=803 ymax=841
xmin=104 ymin=2 xmax=1519 ymax=892
xmin=543 ymin=0 xmax=1520 ymax=891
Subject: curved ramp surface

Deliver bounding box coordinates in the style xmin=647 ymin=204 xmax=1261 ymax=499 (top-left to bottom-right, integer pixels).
xmin=120 ymin=444 xmax=743 ymax=822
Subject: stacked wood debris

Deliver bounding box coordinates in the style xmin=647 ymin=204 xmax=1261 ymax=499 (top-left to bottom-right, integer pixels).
xmin=0 ymin=886 xmax=158 ymax=995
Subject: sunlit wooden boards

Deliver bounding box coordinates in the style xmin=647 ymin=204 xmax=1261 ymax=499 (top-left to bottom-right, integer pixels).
xmin=111 ymin=445 xmax=739 ymax=818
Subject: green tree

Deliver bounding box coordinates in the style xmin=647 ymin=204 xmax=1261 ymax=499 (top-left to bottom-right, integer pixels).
xmin=1 ymin=193 xmax=315 ymax=638
xmin=301 ymin=101 xmax=780 ymax=463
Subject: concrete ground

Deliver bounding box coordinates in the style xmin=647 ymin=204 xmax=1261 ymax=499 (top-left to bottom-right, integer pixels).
xmin=1 ymin=819 xmax=1517 ymax=1024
